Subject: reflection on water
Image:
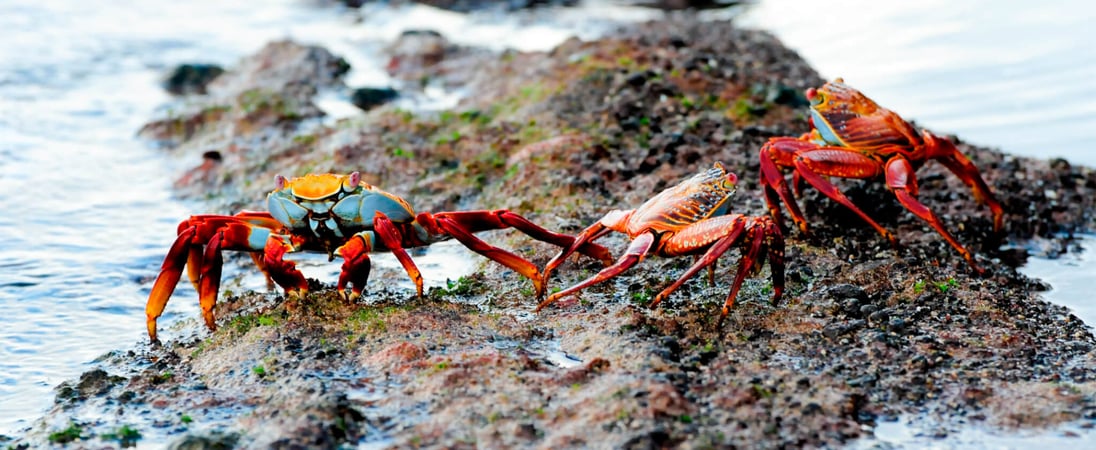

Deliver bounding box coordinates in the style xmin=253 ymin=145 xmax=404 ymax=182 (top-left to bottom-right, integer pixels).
xmin=738 ymin=0 xmax=1096 ymax=165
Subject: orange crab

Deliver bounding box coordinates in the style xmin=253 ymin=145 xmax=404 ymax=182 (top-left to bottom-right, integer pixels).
xmin=759 ymin=78 xmax=1003 ymax=273
xmin=145 ymin=172 xmax=612 ymax=342
xmin=536 ymin=162 xmax=784 ymax=319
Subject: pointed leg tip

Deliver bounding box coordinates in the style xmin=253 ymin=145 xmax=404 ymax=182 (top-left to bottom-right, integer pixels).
xmin=648 ymin=295 xmax=665 ymax=310
xmin=971 ymin=264 xmax=986 ymax=277
xmin=147 ymin=324 xmax=160 ymax=346
xmin=535 ymin=295 xmax=558 ymax=313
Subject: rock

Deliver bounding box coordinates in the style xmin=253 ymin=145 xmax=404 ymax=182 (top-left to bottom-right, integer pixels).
xmin=412 ymin=0 xmax=578 ymax=13
xmin=207 ymin=40 xmax=350 ymax=98
xmin=828 ymin=284 xmax=868 ymax=301
xmin=55 ymin=369 xmax=125 ymax=403
xmin=628 ymin=0 xmax=744 ymax=10
xmin=822 ymin=320 xmax=866 ymax=339
xmin=385 ymin=29 xmax=449 ymax=79
xmin=162 ymin=63 xmax=225 ymax=95
xmin=167 ymin=432 xmax=239 ymax=450
xmin=350 ymin=87 xmax=399 ymax=111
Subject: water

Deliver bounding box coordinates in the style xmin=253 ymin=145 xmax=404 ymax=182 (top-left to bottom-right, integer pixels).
xmin=856 ymin=418 xmax=1095 ymax=449
xmin=1 ymin=0 xmax=1095 ymax=444
xmin=0 ymin=0 xmax=365 ymax=434
xmin=1019 ymin=235 xmax=1096 ymax=328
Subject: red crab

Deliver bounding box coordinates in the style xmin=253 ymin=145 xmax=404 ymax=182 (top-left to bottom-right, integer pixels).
xmin=536 ymin=162 xmax=784 ymax=319
xmin=759 ymin=78 xmax=1003 ymax=272
xmin=145 ymin=172 xmax=612 ymax=342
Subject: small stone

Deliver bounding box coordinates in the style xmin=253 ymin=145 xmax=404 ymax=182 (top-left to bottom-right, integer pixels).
xmin=859 ymin=304 xmax=878 ymax=316
xmin=625 ymin=71 xmax=649 ymax=88
xmin=822 ymin=320 xmax=865 ymax=339
xmin=515 ymin=423 xmax=537 ymax=440
xmin=350 ymin=87 xmax=399 ymax=111
xmin=162 ymin=63 xmax=225 ymax=95
xmin=828 ymin=284 xmax=867 ymax=301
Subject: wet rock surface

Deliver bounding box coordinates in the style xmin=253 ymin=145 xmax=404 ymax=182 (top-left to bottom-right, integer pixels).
xmin=11 ymin=15 xmax=1096 ymax=450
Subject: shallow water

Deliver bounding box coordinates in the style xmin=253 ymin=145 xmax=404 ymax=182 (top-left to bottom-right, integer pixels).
xmin=1019 ymin=235 xmax=1096 ymax=329
xmin=1 ymin=0 xmax=1095 ymax=445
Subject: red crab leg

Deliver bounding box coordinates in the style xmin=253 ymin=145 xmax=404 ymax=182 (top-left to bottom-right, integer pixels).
xmin=649 ymin=214 xmax=750 ymax=309
xmin=763 ymin=218 xmax=786 ymax=305
xmin=335 ymin=234 xmax=373 ymax=300
xmin=374 ymin=212 xmax=425 ymax=297
xmin=146 ymin=213 xmax=282 ymax=342
xmin=180 ymin=212 xmax=282 ymax=290
xmin=759 ymin=138 xmax=813 ymax=234
xmin=791 ymin=148 xmax=898 ymax=247
xmin=885 ymin=156 xmax=984 ymax=274
xmin=536 ymin=232 xmax=654 ymax=312
xmin=652 ymin=216 xmax=785 ymax=318
xmin=924 ymin=132 xmax=1005 ymax=233
xmin=146 ymin=225 xmax=200 ymax=343
xmin=421 ymin=211 xmax=546 ymax=297
xmin=716 ymin=222 xmax=773 ymax=318
xmin=432 ymin=210 xmax=615 ymax=264
xmin=198 ymin=222 xmax=303 ymax=332
xmin=262 ymin=236 xmax=309 ymax=298
xmin=541 ymin=210 xmax=624 ymax=287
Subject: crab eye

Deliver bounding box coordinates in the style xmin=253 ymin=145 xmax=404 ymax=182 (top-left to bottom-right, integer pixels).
xmin=722 ymin=172 xmax=738 ymax=189
xmin=343 ymin=171 xmax=361 ymax=193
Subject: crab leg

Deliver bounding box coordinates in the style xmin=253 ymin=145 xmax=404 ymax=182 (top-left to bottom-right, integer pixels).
xmin=198 ymin=222 xmax=294 ymax=332
xmin=760 ymin=138 xmax=814 ymax=234
xmin=925 ymin=133 xmax=1005 ymax=232
xmin=649 ymin=214 xmax=750 ymax=309
xmin=791 ymin=147 xmax=898 ymax=247
xmin=146 ymin=215 xmax=283 ymax=342
xmin=536 ymin=232 xmax=654 ymax=312
xmin=424 ymin=211 xmax=546 ymax=297
xmin=885 ymin=156 xmax=984 ymax=274
xmin=335 ymin=233 xmax=373 ymax=300
xmin=146 ymin=225 xmax=200 ymax=342
xmin=261 ymin=236 xmax=308 ymax=297
xmin=718 ymin=223 xmax=767 ymax=317
xmin=431 ymin=210 xmax=614 ymax=264
xmin=374 ymin=212 xmax=425 ymax=297
xmin=541 ymin=210 xmax=626 ymax=286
